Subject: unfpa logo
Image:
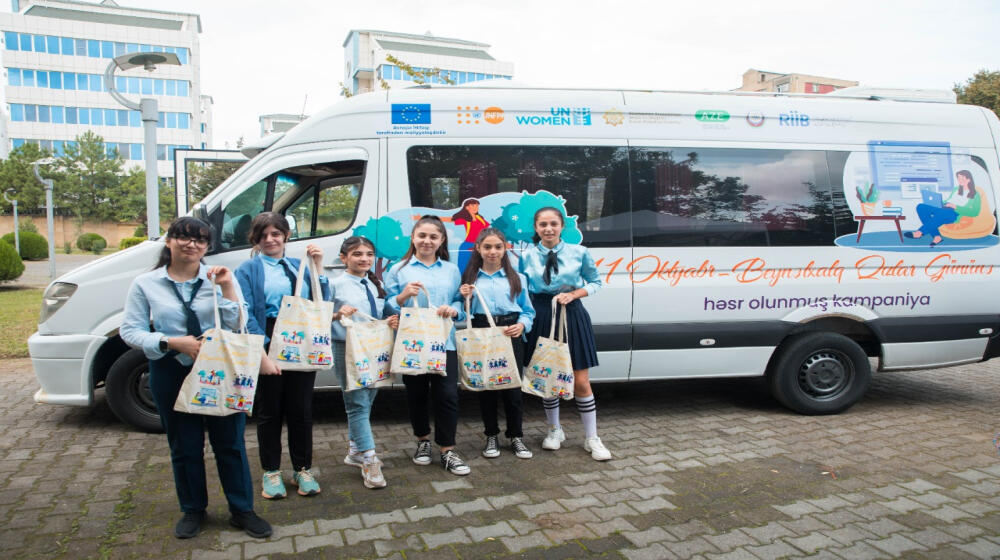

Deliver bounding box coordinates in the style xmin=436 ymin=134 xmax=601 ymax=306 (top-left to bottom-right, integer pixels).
xmin=779 ymin=110 xmax=810 ymax=127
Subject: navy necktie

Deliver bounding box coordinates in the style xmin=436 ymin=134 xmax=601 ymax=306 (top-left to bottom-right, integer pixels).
xmin=278 ymin=259 xmax=299 ymax=295
xmin=543 ymin=249 xmax=559 ymax=285
xmin=360 ymin=278 xmax=378 ymax=317
xmin=167 ymin=278 xmax=204 ymax=336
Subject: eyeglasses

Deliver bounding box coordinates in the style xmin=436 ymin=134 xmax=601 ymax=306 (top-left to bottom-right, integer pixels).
xmin=173 ymin=236 xmax=209 ymax=248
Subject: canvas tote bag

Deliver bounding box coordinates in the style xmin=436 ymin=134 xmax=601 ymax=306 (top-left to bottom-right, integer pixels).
xmin=391 ymin=286 xmax=452 ymax=376
xmin=174 ymin=281 xmax=265 ymax=416
xmin=522 ymin=298 xmax=574 ymax=400
xmin=456 ymin=290 xmax=521 ymax=391
xmin=266 ymin=258 xmax=335 ymax=371
xmin=341 ymin=310 xmax=394 ymax=391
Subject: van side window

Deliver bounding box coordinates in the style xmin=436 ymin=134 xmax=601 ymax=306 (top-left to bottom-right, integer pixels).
xmin=212 ymin=159 xmax=365 ymax=252
xmin=407 ymin=145 xmax=630 ymax=247
xmin=630 ymin=147 xmax=844 ymax=247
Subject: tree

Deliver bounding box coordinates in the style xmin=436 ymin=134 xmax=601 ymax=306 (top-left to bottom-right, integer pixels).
xmin=340 ymin=55 xmax=455 ymax=97
xmin=53 ymin=131 xmax=126 ymax=222
xmin=0 ymin=143 xmax=52 ymax=215
xmin=954 ymin=70 xmax=1000 ymax=116
xmin=186 ymin=160 xmax=245 ymax=205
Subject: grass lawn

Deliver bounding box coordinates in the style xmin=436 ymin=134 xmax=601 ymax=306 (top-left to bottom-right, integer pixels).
xmin=0 ymin=287 xmax=42 ymax=358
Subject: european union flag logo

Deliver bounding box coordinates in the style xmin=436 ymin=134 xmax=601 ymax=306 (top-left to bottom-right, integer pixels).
xmin=391 ymin=104 xmax=431 ymax=124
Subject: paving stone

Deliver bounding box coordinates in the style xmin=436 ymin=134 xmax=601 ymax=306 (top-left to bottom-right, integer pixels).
xmin=906 ymin=526 xmax=958 ymax=548
xmin=501 ymin=531 xmax=551 ymax=553
xmin=316 ymin=514 xmax=363 ymax=532
xmin=361 ymin=509 xmax=408 ymax=527
xmin=587 ymin=517 xmax=638 ymax=538
xmin=344 ymin=523 xmax=391 ymax=545
xmin=294 ymin=532 xmax=345 ymax=553
xmin=623 ymin=526 xmax=677 ymax=547
xmin=953 ymin=538 xmax=1000 ymax=559
xmin=703 ymin=529 xmax=758 ymax=551
xmin=784 ymin=532 xmax=839 ymax=554
xmin=556 ymin=495 xmax=602 ymax=510
xmin=926 ymin=504 xmax=975 ymax=522
xmin=422 ymin=527 xmax=471 ymax=549
xmin=406 ymin=503 xmax=450 ymax=522
xmin=430 ymin=479 xmax=472 ymax=493
xmin=620 ymin=543 xmax=673 ymax=560
xmin=486 ymin=492 xmax=530 ymax=509
xmin=632 ymin=483 xmax=677 ymax=499
xmin=519 ymin=500 xmax=565 ymax=518
xmin=910 ymin=491 xmax=956 ymax=507
xmin=542 ymin=523 xmax=598 ymax=542
xmin=705 ymin=549 xmax=759 ymax=560
xmin=245 ymin=539 xmax=295 ymax=558
xmin=898 ymin=479 xmax=943 ymax=493
xmin=446 ymin=497 xmax=491 ymax=516
xmin=877 ymin=496 xmax=925 ymax=513
xmin=373 ymin=535 xmax=422 ymax=557
xmin=466 ymin=521 xmax=516 ymax=541
xmin=773 ymin=500 xmax=822 ymax=518
xmin=590 ymin=502 xmax=639 ymax=521
xmin=629 ymin=495 xmax=677 ymax=514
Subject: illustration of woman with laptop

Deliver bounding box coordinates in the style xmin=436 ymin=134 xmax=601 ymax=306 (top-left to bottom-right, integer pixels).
xmin=904 ymin=170 xmax=980 ymax=247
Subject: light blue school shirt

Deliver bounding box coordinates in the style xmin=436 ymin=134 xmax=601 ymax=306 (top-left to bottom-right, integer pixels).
xmin=260 ymin=254 xmax=323 ymax=317
xmin=330 ymin=272 xmax=388 ymax=341
xmin=384 ymin=257 xmax=464 ymax=350
xmin=120 ymin=264 xmax=247 ymax=365
xmin=465 ymin=268 xmax=535 ymax=331
xmin=519 ymin=241 xmax=602 ymax=296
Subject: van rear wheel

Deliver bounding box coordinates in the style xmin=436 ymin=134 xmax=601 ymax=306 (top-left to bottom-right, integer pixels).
xmin=768 ymin=332 xmax=870 ymax=415
xmin=105 ymin=349 xmax=163 ymax=432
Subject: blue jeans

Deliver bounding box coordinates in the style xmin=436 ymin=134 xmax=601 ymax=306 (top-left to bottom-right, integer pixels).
xmin=149 ymin=356 xmax=254 ymax=514
xmin=916 ymin=203 xmax=958 ymax=238
xmin=333 ymin=341 xmax=378 ymax=452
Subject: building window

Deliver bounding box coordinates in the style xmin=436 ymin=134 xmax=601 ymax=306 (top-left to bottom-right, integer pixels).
xmin=18 ymin=33 xmax=30 ymax=51
xmin=776 ymin=82 xmax=789 ymax=93
xmin=46 ymin=35 xmax=59 ymax=54
xmin=36 ymin=70 xmax=47 ymax=88
xmin=8 ymin=68 xmax=21 ymax=86
xmin=130 ymin=144 xmax=143 ymax=160
xmin=37 ymin=105 xmax=49 ymax=122
xmin=51 ymin=106 xmax=64 ymax=124
xmin=3 ymin=31 xmax=17 ymax=50
xmin=65 ymin=107 xmax=76 ymax=124
xmin=10 ymin=103 xmax=23 ymax=121
xmin=87 ymin=39 xmax=100 ymax=57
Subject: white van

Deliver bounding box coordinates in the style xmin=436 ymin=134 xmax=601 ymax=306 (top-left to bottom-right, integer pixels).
xmin=29 ymin=85 xmax=1000 ymax=431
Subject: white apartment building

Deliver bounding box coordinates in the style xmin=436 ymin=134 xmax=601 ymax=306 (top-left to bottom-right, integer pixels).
xmin=343 ymin=29 xmax=514 ymax=95
xmin=259 ymin=113 xmax=306 ymax=137
xmin=0 ymin=0 xmax=212 ymax=176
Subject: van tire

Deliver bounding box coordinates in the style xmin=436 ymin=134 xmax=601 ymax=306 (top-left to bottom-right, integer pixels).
xmin=768 ymin=332 xmax=870 ymax=415
xmin=105 ymin=349 xmax=163 ymax=432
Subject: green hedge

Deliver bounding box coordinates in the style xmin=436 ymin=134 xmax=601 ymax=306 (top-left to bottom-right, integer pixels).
xmin=1 ymin=231 xmax=47 ymax=260
xmin=0 ymin=240 xmax=24 ymax=281
xmin=76 ymin=233 xmax=107 ymax=252
xmin=119 ymin=236 xmax=146 ymax=250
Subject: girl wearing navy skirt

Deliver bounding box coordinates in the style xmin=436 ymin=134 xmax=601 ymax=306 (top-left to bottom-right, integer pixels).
xmin=331 ymin=236 xmax=399 ymax=489
xmin=458 ymin=228 xmax=536 ymax=460
xmin=235 ymin=212 xmax=329 ymax=499
xmin=384 ymin=215 xmax=470 ymax=475
xmin=519 ymin=207 xmax=611 ymax=461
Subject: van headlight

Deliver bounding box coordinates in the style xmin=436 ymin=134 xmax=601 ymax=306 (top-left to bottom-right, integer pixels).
xmin=39 ymin=282 xmax=77 ymax=324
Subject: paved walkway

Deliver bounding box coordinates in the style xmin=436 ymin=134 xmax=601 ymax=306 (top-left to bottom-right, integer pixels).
xmin=2 ymin=357 xmax=999 ymax=559
xmin=15 ymin=253 xmax=104 ymax=288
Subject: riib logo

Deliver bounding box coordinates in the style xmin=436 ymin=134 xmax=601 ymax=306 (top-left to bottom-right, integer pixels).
xmin=779 ymin=110 xmax=809 ymax=127
xmin=391 ymin=104 xmax=431 ymax=124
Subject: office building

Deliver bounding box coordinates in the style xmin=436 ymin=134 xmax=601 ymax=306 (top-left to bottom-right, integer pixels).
xmin=0 ymin=0 xmax=212 ymax=176
xmin=259 ymin=113 xmax=306 ymax=137
xmin=737 ymin=69 xmax=858 ymax=94
xmin=343 ymin=29 xmax=514 ymax=95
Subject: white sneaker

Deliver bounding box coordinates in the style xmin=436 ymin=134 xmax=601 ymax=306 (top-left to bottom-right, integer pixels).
xmin=584 ymin=436 xmax=612 ymax=461
xmin=361 ymin=457 xmax=387 ymax=489
xmin=344 ymin=453 xmax=364 ymax=468
xmin=541 ymin=426 xmax=565 ymax=450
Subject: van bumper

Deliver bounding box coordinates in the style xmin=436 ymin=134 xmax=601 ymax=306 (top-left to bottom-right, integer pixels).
xmin=29 ymin=332 xmax=107 ymax=406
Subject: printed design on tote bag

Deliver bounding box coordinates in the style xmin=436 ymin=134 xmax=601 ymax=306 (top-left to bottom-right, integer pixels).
xmin=307 ymin=350 xmax=332 ymax=366
xmin=280 ymin=330 xmax=305 ymax=344
xmin=488 ymin=372 xmax=514 ymax=387
xmin=531 ymin=377 xmax=546 ymax=392
xmin=463 ymin=360 xmax=483 ymax=373
xmin=191 ymin=387 xmax=218 ymax=407
xmin=551 ymin=385 xmax=572 ymax=398
xmin=427 ymin=357 xmax=447 ymax=372
xmin=556 ymin=372 xmax=573 ymax=384
xmin=225 ymin=394 xmax=253 ymax=411
xmin=311 ymin=333 xmax=330 ymax=346
xmin=487 ymin=357 xmax=510 ymax=370
xmin=466 ymin=373 xmax=485 ymax=388
xmin=197 ymin=369 xmax=225 ymax=385
xmin=427 ymin=340 xmax=447 ymax=371
xmin=279 ymin=346 xmax=301 ymax=362
xmin=400 ymin=339 xmax=424 ymax=368
xmin=375 ymin=351 xmax=390 ymax=367
xmin=233 ymin=373 xmax=255 ymax=388
xmin=531 ymin=365 xmax=552 ymax=377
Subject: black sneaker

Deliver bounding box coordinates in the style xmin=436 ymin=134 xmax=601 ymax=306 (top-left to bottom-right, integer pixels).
xmin=441 ymin=449 xmax=471 ymax=476
xmin=511 ymin=437 xmax=534 ymax=459
xmin=412 ymin=440 xmax=433 ymax=465
xmin=482 ymin=435 xmax=500 ymax=458
xmin=174 ymin=511 xmax=205 ymax=539
xmin=229 ymin=510 xmax=272 ymax=539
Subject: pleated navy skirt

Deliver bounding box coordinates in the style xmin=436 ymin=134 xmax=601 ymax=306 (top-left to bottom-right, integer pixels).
xmin=525 ymin=293 xmax=599 ymax=371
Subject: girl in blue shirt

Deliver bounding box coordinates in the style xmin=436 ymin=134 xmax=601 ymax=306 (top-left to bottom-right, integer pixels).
xmin=458 ymin=227 xmax=536 ymax=460
xmin=384 ymin=215 xmax=470 ymax=476
xmin=519 ymin=207 xmax=611 ymax=461
xmin=331 ymin=235 xmax=399 ymax=489
xmin=234 ymin=212 xmax=329 ymax=500
xmin=120 ymin=217 xmax=271 ymax=540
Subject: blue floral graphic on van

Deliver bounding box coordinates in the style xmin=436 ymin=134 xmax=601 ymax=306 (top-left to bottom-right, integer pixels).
xmin=835 ymin=142 xmax=998 ymax=252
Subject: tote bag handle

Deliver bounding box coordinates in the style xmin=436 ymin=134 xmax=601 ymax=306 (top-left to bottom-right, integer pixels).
xmin=339 ymin=309 xmax=377 ymax=328
xmin=401 ymin=285 xmax=433 ymax=310
xmin=548 ymin=298 xmax=568 ymax=344
xmin=209 ymin=276 xmax=250 ymax=334
xmin=292 ymin=257 xmax=325 ymax=304
xmin=463 ymin=286 xmax=497 ymax=328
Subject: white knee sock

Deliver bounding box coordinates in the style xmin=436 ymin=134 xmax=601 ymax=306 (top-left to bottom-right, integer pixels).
xmin=576 ymin=396 xmax=597 ymax=439
xmin=543 ymin=397 xmax=560 ymax=428
xmin=348 ymin=439 xmax=358 ymax=456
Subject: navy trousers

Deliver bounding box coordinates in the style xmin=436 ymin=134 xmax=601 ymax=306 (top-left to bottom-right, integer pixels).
xmin=149 ymin=356 xmax=255 ymax=514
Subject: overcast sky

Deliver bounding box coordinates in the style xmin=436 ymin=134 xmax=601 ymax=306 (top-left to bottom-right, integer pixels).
xmin=116 ymin=0 xmax=1000 ymax=148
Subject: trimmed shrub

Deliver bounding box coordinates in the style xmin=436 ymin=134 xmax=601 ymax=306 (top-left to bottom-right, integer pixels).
xmin=89 ymin=237 xmax=107 ymax=254
xmin=0 ymin=240 xmax=24 ymax=281
xmin=133 ymin=225 xmax=147 ymax=237
xmin=18 ymin=220 xmax=38 ymax=234
xmin=119 ymin=236 xmax=146 ymax=250
xmin=76 ymin=233 xmax=107 ymax=252
xmin=1 ymin=231 xmax=47 ymax=260
xmin=63 ymin=242 xmax=72 ymax=254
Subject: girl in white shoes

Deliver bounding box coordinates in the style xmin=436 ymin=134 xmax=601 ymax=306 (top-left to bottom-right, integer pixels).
xmin=519 ymin=207 xmax=612 ymax=461
xmin=458 ymin=228 xmax=536 ymax=460
xmin=331 ymin=236 xmax=399 ymax=489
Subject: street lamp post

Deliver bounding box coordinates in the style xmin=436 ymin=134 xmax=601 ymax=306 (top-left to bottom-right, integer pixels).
xmin=31 ymin=160 xmax=56 ymax=280
xmin=3 ymin=190 xmax=18 ymax=253
xmin=104 ymin=52 xmax=181 ymax=239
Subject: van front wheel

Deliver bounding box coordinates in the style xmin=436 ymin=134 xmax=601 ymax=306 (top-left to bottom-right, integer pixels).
xmin=105 ymin=349 xmax=163 ymax=432
xmin=768 ymin=332 xmax=871 ymax=415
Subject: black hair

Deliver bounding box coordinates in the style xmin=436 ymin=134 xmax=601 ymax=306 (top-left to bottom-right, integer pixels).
xmin=153 ymin=217 xmax=212 ymax=269
xmin=248 ymin=212 xmax=291 ymax=256
xmin=531 ymin=206 xmax=565 ymax=244
xmin=451 ymin=198 xmax=481 ymax=223
xmin=461 ymin=227 xmax=521 ymax=299
xmin=400 ymin=215 xmax=450 ymax=266
xmin=339 ymin=235 xmax=386 ymax=298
